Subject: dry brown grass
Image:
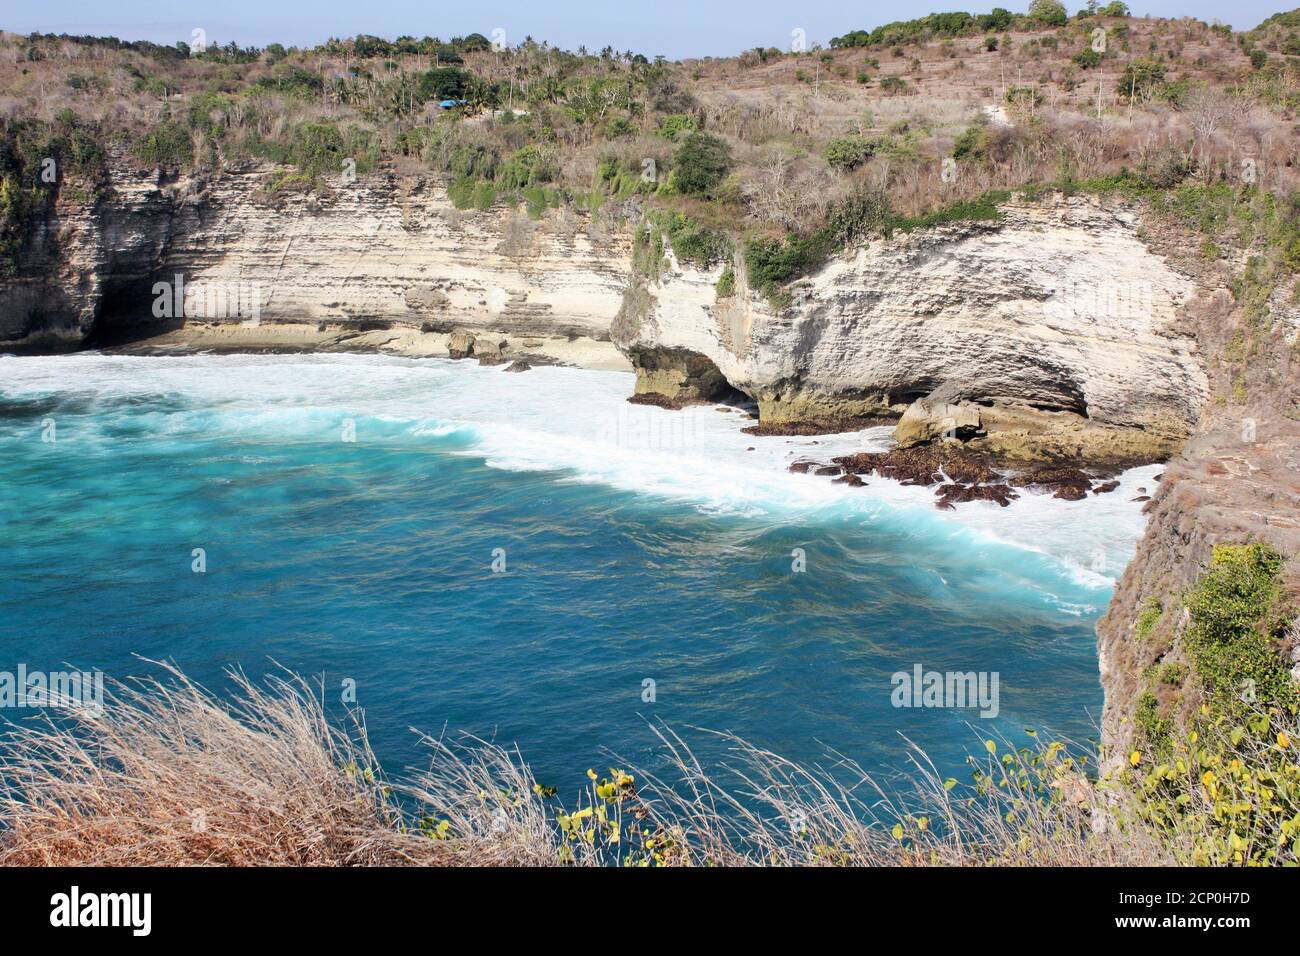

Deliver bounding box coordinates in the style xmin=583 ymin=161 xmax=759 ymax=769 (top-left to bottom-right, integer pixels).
xmin=0 ymin=662 xmax=441 ymax=866
xmin=0 ymin=661 xmax=1211 ymax=867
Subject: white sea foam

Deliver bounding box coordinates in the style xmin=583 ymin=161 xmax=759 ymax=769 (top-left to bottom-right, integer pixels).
xmin=0 ymin=352 xmax=1158 ymax=590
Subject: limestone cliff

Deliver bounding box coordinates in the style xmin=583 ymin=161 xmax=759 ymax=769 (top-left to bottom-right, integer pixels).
xmin=613 ymin=195 xmax=1210 ymax=464
xmin=0 ymin=151 xmax=633 ymax=351
xmin=1095 ymin=281 xmax=1300 ymax=766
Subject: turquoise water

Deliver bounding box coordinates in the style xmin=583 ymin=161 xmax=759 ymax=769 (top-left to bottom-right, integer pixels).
xmin=0 ymin=354 xmax=1155 ymax=791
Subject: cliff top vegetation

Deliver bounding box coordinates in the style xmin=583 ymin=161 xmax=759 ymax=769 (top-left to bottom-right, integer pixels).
xmin=1 ymin=10 xmax=1297 ymax=264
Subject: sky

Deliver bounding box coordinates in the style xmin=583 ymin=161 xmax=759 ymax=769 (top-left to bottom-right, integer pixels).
xmin=1 ymin=1 xmax=1287 ymax=60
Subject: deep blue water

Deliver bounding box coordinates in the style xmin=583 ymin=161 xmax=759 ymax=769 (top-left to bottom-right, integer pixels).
xmin=0 ymin=354 xmax=1132 ymax=795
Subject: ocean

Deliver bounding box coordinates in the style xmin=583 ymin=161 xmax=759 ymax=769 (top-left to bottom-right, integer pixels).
xmin=0 ymin=352 xmax=1157 ymax=792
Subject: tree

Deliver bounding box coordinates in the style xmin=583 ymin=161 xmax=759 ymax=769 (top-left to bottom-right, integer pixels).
xmin=1072 ymin=47 xmax=1102 ymax=68
xmin=951 ymin=126 xmax=989 ymax=161
xmin=977 ymin=8 xmax=1015 ymax=31
xmin=499 ymin=144 xmax=557 ymax=188
xmin=1028 ymin=0 xmax=1068 ymax=27
xmin=417 ymin=67 xmax=469 ymax=103
xmin=824 ymin=136 xmax=877 ymax=170
xmin=672 ymin=132 xmax=732 ymax=196
xmin=1117 ymin=58 xmax=1166 ymax=102
xmin=1183 ymin=86 xmax=1236 ymax=175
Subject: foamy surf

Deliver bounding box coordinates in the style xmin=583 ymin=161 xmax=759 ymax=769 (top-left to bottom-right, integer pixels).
xmin=0 ymin=352 xmax=1155 ymax=592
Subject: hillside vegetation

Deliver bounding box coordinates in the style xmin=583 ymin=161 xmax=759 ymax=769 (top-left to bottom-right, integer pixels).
xmin=2 ymin=9 xmax=1298 ymax=294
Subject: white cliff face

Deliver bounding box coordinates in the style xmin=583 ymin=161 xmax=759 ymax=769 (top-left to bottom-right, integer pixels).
xmin=159 ymin=166 xmax=632 ymax=337
xmin=614 ymin=195 xmax=1209 ymax=460
xmin=0 ymin=155 xmax=633 ymax=348
xmin=4 ymin=167 xmax=1208 ymax=460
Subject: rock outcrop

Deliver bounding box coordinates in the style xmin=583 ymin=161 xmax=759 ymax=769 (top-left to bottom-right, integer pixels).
xmin=612 ymin=195 xmax=1209 ymax=464
xmin=5 ymin=168 xmax=1210 ymax=474
xmin=893 ymin=386 xmax=985 ymax=446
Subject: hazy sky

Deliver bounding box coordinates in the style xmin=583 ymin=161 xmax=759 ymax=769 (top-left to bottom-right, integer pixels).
xmin=2 ymin=1 xmax=1285 ymax=59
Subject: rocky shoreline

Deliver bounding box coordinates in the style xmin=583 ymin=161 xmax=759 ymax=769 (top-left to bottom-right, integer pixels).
xmin=95 ymin=320 xmax=633 ymax=372
xmin=99 ymin=320 xmax=1165 ymax=512
xmin=788 ymin=442 xmax=1151 ymax=510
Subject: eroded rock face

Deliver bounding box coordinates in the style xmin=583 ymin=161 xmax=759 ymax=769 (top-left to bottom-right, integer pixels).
xmin=0 ymin=153 xmax=634 ymax=350
xmin=612 ymin=194 xmax=1209 ymax=464
xmin=1096 ymin=358 xmax=1300 ymax=769
xmin=447 ymin=329 xmax=476 ymax=359
xmin=622 ymin=345 xmax=732 ymax=405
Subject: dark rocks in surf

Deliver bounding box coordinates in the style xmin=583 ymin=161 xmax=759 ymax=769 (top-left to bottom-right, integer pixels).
xmin=742 ymin=415 xmax=892 ymax=437
xmin=629 ymin=391 xmax=704 ymax=410
xmin=935 ymin=482 xmax=1019 ymax=509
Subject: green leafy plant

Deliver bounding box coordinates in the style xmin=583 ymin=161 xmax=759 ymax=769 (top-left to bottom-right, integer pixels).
xmin=670 ymin=132 xmax=732 ymax=196
xmin=824 ymin=136 xmax=878 ymax=170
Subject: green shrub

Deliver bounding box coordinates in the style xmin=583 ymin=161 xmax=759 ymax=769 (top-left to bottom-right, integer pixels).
xmin=1005 ymin=85 xmax=1044 ymax=108
xmin=879 ymin=75 xmax=910 ymax=95
xmin=1150 ymin=661 xmax=1188 ymax=686
xmin=1184 ymin=543 xmax=1295 ymax=714
xmin=251 ymin=121 xmax=380 ymax=187
xmin=1028 ymin=0 xmax=1068 ymax=27
xmin=447 ymin=176 xmax=498 ymax=210
xmin=715 ymin=266 xmax=736 ymax=299
xmin=824 ymin=136 xmax=878 ymax=170
xmin=603 ymin=116 xmax=634 ymax=139
xmin=1136 ymin=597 xmax=1163 ymax=641
xmin=1115 ymin=543 xmax=1298 ymax=867
xmin=1135 ymin=691 xmax=1173 ymax=754
xmin=631 ymin=223 xmax=666 ymax=278
xmin=445 ymin=141 xmax=499 ymax=181
xmin=743 ymin=184 xmax=890 ymax=304
xmin=951 ymin=126 xmax=988 ymax=161
xmin=1072 ymin=47 xmax=1102 ymax=69
xmin=671 ymin=132 xmax=732 ymax=197
xmin=1117 ymin=58 xmax=1166 ymax=100
xmin=0 ymin=114 xmax=106 ymax=274
xmin=649 ymin=210 xmax=732 ymax=268
xmin=498 ymin=144 xmax=557 ymax=189
xmin=416 ymin=67 xmax=471 ymax=103
xmin=658 ymin=114 xmax=696 ymax=140
xmin=252 ymin=64 xmax=323 ymax=98
xmin=134 ymin=119 xmax=191 ymax=167
xmin=884 ymin=190 xmax=1009 ymax=233
xmin=595 ymin=156 xmax=653 ymax=197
